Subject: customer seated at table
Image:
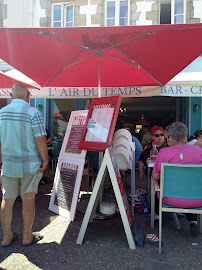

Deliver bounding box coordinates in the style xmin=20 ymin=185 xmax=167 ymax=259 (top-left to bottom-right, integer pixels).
xmin=141 ymin=126 xmax=152 ymax=149
xmin=187 ymin=129 xmax=202 ymax=148
xmin=152 ymin=122 xmax=202 ymax=235
xmin=138 ymin=125 xmax=168 ymax=181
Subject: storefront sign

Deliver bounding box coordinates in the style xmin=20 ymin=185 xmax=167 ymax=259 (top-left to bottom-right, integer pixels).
xmin=1 ymin=85 xmax=202 ymax=98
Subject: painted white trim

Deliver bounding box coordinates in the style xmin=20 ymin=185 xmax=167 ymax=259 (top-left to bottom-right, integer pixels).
xmin=105 ymin=0 xmax=129 ymax=26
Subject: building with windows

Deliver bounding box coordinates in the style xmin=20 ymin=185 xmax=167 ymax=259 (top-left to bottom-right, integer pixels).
xmin=0 ymin=0 xmax=201 ymax=138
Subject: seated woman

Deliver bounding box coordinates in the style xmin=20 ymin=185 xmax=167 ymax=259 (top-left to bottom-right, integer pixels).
xmin=187 ymin=129 xmax=202 ymax=148
xmin=138 ymin=125 xmax=168 ymax=181
xmin=152 ymin=122 xmax=202 ymax=235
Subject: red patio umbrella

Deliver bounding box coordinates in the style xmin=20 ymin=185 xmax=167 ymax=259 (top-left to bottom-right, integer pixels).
xmin=0 ymin=24 xmax=202 ymax=96
xmin=0 ymin=71 xmax=40 ymax=89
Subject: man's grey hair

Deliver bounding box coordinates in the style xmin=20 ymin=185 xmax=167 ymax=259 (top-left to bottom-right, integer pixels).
xmin=167 ymin=122 xmax=188 ymax=143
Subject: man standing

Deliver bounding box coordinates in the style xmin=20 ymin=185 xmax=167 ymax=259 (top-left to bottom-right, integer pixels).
xmin=0 ymin=83 xmax=48 ymax=247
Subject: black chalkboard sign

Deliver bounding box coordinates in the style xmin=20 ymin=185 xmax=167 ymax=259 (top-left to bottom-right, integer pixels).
xmin=54 ymin=163 xmax=78 ymax=210
xmin=49 ymin=158 xmax=85 ymax=220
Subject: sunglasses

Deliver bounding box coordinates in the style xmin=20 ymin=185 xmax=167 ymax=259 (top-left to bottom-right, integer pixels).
xmin=153 ymin=133 xmax=164 ymax=137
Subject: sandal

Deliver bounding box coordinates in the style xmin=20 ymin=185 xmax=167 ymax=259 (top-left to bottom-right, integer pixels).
xmin=21 ymin=232 xmax=43 ymax=247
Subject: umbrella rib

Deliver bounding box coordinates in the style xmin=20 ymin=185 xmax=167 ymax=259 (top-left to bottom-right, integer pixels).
xmin=102 ymin=35 xmax=164 ymax=86
xmin=63 ymin=36 xmax=98 ymax=67
xmin=100 ymin=51 xmax=162 ymax=85
xmin=41 ymin=33 xmax=99 ymax=54
xmin=42 ymin=54 xmax=97 ymax=87
xmin=100 ymin=52 xmax=137 ymax=65
xmin=138 ymin=65 xmax=164 ymax=86
xmin=66 ymin=52 xmax=136 ymax=67
xmin=101 ymin=32 xmax=151 ymax=53
xmin=42 ymin=36 xmax=99 ymax=87
xmin=101 ymin=35 xmax=139 ymax=65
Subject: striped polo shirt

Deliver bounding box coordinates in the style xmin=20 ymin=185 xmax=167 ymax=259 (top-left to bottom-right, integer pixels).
xmin=0 ymin=99 xmax=46 ymax=177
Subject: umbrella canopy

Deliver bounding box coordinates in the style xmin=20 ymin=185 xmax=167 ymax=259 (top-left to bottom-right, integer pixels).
xmin=0 ymin=71 xmax=40 ymax=89
xmin=0 ymin=24 xmax=202 ymax=96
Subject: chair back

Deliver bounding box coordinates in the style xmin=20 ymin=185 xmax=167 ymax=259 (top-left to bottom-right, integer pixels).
xmin=160 ymin=163 xmax=202 ymax=200
xmin=112 ymin=137 xmax=134 ymax=160
xmin=113 ymin=129 xmax=135 ymax=151
xmin=113 ymin=146 xmax=132 ymax=170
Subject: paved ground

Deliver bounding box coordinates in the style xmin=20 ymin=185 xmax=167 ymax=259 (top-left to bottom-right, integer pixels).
xmin=0 ymin=168 xmax=201 ymax=270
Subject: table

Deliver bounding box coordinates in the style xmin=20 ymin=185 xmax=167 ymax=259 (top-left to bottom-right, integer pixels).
xmin=146 ymin=158 xmax=155 ymax=229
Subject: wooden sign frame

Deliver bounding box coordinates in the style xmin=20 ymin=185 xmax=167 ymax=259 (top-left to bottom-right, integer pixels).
xmin=79 ymin=96 xmax=122 ymax=152
xmin=59 ymin=110 xmax=88 ymax=160
xmin=76 ymin=146 xmax=135 ymax=250
xmin=49 ymin=158 xmax=85 ymax=221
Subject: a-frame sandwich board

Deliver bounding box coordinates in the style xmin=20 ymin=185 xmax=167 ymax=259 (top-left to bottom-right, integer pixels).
xmin=76 ymin=146 xmax=135 ymax=250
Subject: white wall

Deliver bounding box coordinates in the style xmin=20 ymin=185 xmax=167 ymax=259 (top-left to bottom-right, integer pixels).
xmin=193 ymin=0 xmax=202 ymax=22
xmin=3 ymin=0 xmax=45 ymax=27
xmin=136 ymin=1 xmax=155 ymax=25
xmin=4 ymin=0 xmax=29 ymax=27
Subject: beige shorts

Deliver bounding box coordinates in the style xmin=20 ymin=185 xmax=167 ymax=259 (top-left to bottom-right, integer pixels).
xmin=1 ymin=170 xmax=43 ymax=200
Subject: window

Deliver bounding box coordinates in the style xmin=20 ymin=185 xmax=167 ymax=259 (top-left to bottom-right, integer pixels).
xmin=52 ymin=3 xmax=74 ymax=27
xmin=105 ymin=0 xmax=129 ymax=26
xmin=160 ymin=0 xmax=186 ymax=24
xmin=173 ymin=0 xmax=185 ymax=24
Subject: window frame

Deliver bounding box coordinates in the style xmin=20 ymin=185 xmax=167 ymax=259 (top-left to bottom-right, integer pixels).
xmin=51 ymin=2 xmax=74 ymax=27
xmin=105 ymin=0 xmax=130 ymax=26
xmin=171 ymin=0 xmax=186 ymax=24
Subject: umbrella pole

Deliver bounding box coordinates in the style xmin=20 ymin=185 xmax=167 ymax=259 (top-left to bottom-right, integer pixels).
xmin=98 ymin=55 xmax=101 ymax=98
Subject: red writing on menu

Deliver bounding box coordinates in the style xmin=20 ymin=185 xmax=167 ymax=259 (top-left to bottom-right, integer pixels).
xmin=61 ymin=163 xmax=78 ymax=171
xmin=73 ymin=116 xmax=86 ymax=126
xmin=93 ymin=103 xmax=114 ymax=109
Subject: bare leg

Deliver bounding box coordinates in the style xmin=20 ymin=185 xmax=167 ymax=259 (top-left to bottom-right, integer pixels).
xmin=1 ymin=198 xmax=16 ymax=245
xmin=21 ymin=192 xmax=36 ymax=245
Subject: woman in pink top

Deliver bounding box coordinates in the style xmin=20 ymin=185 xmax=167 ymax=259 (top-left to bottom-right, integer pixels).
xmin=152 ymin=122 xmax=202 ymax=235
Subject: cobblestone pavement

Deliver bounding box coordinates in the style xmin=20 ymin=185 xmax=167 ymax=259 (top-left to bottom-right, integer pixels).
xmin=0 ymin=168 xmax=201 ymax=270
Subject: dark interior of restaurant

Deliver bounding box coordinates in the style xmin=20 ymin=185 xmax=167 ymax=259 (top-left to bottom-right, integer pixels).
xmin=54 ymin=96 xmax=176 ymax=140
xmin=119 ymin=96 xmax=176 ymax=127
